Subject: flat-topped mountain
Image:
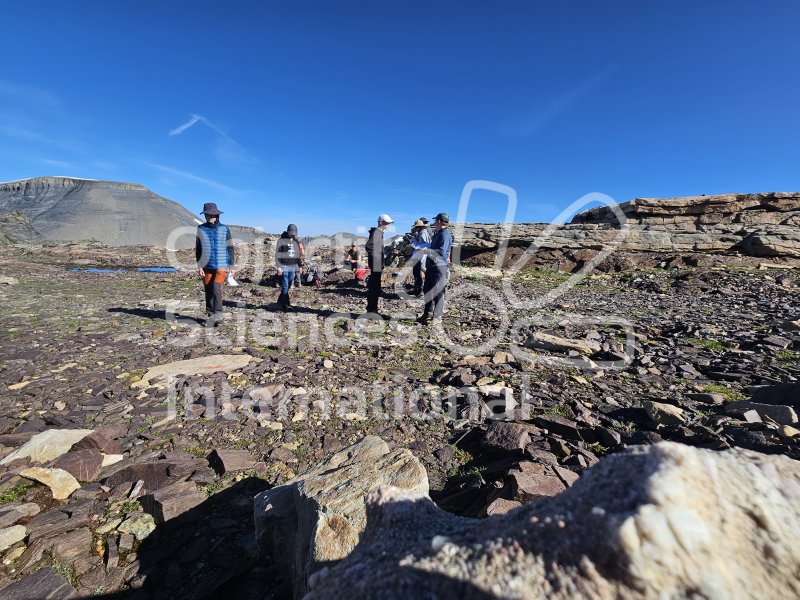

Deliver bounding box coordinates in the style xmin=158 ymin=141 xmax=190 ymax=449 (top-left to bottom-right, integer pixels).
xmin=0 ymin=177 xmax=202 ymax=248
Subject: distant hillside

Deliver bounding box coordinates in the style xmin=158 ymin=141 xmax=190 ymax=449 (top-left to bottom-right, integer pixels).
xmin=0 ymin=210 xmax=43 ymax=244
xmin=0 ymin=177 xmax=204 ymax=248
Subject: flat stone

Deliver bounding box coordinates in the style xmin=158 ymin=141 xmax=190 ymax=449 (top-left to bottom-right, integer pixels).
xmin=105 ymin=538 xmax=119 ymax=569
xmin=51 ymin=527 xmax=91 ymax=562
xmin=533 ymin=414 xmax=583 ymax=440
xmin=103 ymin=461 xmax=174 ymax=493
xmin=687 ymin=392 xmax=727 ymax=405
xmin=0 ymin=502 xmax=40 ymax=528
xmin=117 ymin=513 xmax=156 ymax=541
xmin=485 ymin=498 xmax=523 ymax=516
xmin=593 ymin=426 xmax=622 ymax=448
xmin=726 ymin=401 xmax=798 ymax=425
xmin=492 ymin=351 xmax=516 ymax=365
xmin=524 ymin=447 xmax=560 ymax=466
xmin=0 ymin=525 xmax=27 ymax=551
xmin=132 ymin=354 xmax=260 ymax=388
xmin=20 ymin=467 xmax=80 ymax=500
xmin=25 ymin=509 xmax=81 ymax=542
xmin=0 ymin=566 xmax=77 ymax=599
xmin=51 ymin=449 xmax=104 ymax=482
xmin=101 ymin=454 xmax=124 ymax=467
xmin=748 ymin=383 xmax=800 ymax=407
xmin=95 ymin=517 xmax=123 ymax=535
xmin=141 ymin=480 xmax=206 ymax=524
xmin=206 ymin=449 xmax=257 ymax=475
xmin=779 ymin=425 xmax=800 ymax=439
xmin=507 ymin=462 xmax=566 ymax=503
xmin=118 ymin=532 xmax=135 ymax=553
xmin=525 ymin=332 xmax=601 ymax=356
xmin=643 ymin=400 xmax=686 ymax=425
xmin=70 ymin=427 xmax=123 ymax=454
xmin=761 ymin=335 xmax=791 ymax=349
xmin=481 ymin=421 xmax=530 ymax=454
xmin=0 ymin=429 xmax=93 ymax=465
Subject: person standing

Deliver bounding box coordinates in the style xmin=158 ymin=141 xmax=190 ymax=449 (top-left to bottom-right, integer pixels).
xmin=409 ymin=219 xmax=431 ymax=296
xmin=275 ymin=224 xmax=303 ymax=311
xmin=364 ymin=214 xmax=394 ymax=315
xmin=196 ymin=202 xmax=235 ymax=326
xmin=417 ymin=212 xmax=453 ymax=325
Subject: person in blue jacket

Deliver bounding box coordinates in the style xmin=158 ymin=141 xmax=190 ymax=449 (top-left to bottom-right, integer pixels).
xmin=196 ymin=203 xmax=236 ymax=326
xmin=417 ymin=212 xmax=452 ymax=325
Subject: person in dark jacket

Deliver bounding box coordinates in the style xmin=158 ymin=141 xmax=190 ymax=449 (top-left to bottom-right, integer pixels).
xmin=364 ymin=213 xmax=394 ymax=315
xmin=275 ymin=224 xmax=303 ymax=311
xmin=196 ymin=202 xmax=236 ymax=326
xmin=417 ymin=212 xmax=453 ymax=325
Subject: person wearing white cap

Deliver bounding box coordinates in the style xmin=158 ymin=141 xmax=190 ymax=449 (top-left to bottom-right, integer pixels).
xmin=364 ymin=213 xmax=394 ymax=315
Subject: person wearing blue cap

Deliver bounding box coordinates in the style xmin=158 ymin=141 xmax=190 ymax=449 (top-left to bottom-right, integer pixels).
xmin=417 ymin=212 xmax=452 ymax=325
xmin=196 ymin=202 xmax=235 ymax=326
xmin=365 ymin=213 xmax=394 ymax=315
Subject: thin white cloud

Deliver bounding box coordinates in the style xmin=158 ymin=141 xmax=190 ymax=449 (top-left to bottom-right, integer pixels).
xmin=37 ymin=157 xmax=75 ymax=170
xmin=147 ymin=162 xmax=237 ymax=194
xmin=168 ymin=114 xmax=259 ymax=167
xmin=0 ymin=123 xmax=83 ymax=152
xmin=0 ymin=80 xmax=59 ymax=108
xmin=500 ymin=68 xmax=615 ymax=136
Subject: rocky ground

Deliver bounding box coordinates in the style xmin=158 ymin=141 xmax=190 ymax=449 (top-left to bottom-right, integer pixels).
xmin=0 ymin=243 xmax=798 ymax=598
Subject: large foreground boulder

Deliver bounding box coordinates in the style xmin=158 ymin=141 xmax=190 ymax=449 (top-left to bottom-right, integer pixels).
xmin=303 ymin=442 xmax=800 ymax=600
xmin=254 ymin=436 xmax=429 ymax=598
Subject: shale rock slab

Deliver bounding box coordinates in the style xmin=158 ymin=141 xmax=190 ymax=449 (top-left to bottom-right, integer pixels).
xmin=254 ymin=435 xmax=429 ymax=598
xmin=0 ymin=429 xmax=93 ymax=465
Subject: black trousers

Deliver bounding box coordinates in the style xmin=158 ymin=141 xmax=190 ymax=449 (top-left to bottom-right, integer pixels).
xmin=203 ymin=269 xmax=225 ymax=315
xmin=423 ymin=264 xmax=447 ymax=318
xmin=412 ymin=261 xmax=424 ymax=293
xmin=366 ymin=271 xmax=382 ymax=313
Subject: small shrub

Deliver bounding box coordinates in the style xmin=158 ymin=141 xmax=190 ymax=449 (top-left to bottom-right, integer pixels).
xmin=0 ymin=483 xmax=29 ymax=506
xmin=702 ymin=383 xmax=745 ymax=402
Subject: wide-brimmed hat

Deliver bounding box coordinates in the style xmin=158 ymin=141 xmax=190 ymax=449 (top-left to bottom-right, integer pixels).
xmin=201 ymin=202 xmax=222 ymax=216
xmin=412 ymin=219 xmax=426 ymax=228
xmin=433 ymin=212 xmax=450 ymax=224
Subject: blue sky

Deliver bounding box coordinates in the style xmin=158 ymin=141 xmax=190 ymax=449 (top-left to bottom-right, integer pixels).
xmin=1 ymin=1 xmax=798 ymax=235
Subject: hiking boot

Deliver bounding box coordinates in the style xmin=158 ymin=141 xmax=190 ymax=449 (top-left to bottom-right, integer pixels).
xmin=277 ymin=294 xmax=288 ymax=312
xmin=415 ymin=313 xmax=430 ymax=325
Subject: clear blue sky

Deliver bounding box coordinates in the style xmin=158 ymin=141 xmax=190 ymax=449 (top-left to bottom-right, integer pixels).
xmin=1 ymin=1 xmax=798 ymax=235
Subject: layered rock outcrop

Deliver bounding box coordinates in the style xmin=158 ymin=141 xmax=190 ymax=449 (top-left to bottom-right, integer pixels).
xmin=263 ymin=440 xmax=800 ymax=599
xmin=455 ymin=192 xmax=800 ymax=266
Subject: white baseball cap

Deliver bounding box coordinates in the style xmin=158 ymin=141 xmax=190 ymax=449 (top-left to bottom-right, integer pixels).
xmin=379 ymin=213 xmax=394 ymax=224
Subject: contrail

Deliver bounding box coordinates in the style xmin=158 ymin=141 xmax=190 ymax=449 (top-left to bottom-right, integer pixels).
xmin=168 ymin=114 xmax=260 ymax=166
xmin=169 ymin=114 xmax=205 ymax=136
